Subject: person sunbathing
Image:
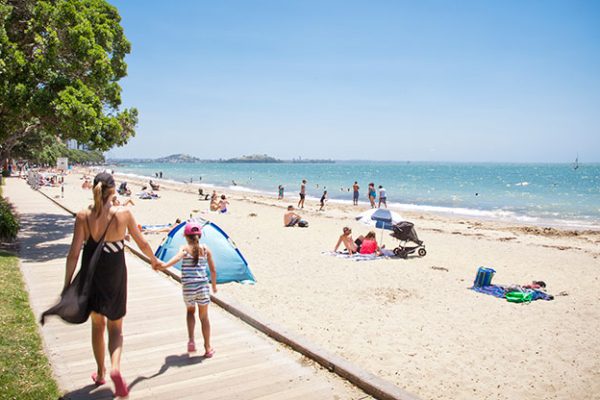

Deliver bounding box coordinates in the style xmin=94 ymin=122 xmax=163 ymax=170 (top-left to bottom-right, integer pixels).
xmin=198 ymin=188 xmax=210 ymax=200
xmin=209 ymin=191 xmax=220 ymax=211
xmin=112 ymin=196 xmax=135 ymax=207
xmin=359 ymin=231 xmax=382 ymax=256
xmin=149 ymin=180 xmax=160 ymax=191
xmin=284 ymin=205 xmax=303 ymax=227
xmin=333 ymin=227 xmax=364 ymax=255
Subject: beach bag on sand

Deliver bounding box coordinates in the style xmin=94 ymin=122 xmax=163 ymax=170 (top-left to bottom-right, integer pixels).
xmin=298 ymin=220 xmax=309 ymax=228
xmin=506 ymin=291 xmax=534 ymax=303
xmin=473 ymin=267 xmax=496 ymax=287
xmin=40 ymin=216 xmax=114 ymax=325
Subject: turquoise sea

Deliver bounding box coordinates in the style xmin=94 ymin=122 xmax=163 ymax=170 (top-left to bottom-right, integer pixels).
xmin=110 ymin=161 xmax=600 ymax=229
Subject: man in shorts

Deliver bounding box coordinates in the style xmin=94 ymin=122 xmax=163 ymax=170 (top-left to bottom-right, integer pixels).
xmin=298 ymin=179 xmax=307 ymax=209
xmin=352 ymin=181 xmax=359 ymax=205
xmin=284 ymin=205 xmax=303 ymax=227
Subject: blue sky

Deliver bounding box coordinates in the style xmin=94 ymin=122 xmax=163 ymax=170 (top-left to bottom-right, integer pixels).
xmin=106 ymin=1 xmax=600 ymax=162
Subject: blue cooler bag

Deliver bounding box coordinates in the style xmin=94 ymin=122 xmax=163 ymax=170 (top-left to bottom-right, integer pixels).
xmin=473 ymin=267 xmax=496 ymax=287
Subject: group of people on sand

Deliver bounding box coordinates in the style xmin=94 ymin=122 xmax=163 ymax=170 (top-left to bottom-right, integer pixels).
xmin=43 ymin=172 xmax=217 ymax=398
xmin=334 ymin=227 xmax=382 ymax=256
xmin=209 ymin=190 xmax=229 ymax=213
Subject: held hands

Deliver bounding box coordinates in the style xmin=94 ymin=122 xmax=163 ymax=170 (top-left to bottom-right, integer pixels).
xmin=151 ymin=258 xmax=165 ymax=271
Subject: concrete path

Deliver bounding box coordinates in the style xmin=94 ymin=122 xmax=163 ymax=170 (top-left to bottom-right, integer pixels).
xmin=4 ymin=178 xmax=368 ymax=399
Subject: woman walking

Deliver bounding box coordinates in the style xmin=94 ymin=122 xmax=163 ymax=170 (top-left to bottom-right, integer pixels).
xmin=44 ymin=172 xmax=160 ymax=397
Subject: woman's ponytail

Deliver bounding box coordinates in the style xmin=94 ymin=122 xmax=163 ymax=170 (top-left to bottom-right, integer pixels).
xmin=92 ymin=182 xmax=103 ymax=217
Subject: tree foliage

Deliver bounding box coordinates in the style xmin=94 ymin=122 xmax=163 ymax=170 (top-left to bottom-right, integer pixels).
xmin=0 ymin=0 xmax=137 ymax=161
xmin=11 ymin=130 xmax=105 ymax=165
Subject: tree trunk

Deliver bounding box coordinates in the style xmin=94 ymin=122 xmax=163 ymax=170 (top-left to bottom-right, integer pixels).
xmin=1 ymin=123 xmax=40 ymax=166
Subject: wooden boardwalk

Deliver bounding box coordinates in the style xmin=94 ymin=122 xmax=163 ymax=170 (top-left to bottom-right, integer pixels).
xmin=5 ymin=178 xmax=368 ymax=399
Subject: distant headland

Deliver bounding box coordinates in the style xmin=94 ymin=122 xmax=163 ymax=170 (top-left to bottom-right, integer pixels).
xmin=108 ymin=154 xmax=335 ymax=164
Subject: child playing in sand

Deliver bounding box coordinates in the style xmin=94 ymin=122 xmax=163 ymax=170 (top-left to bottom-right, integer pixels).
xmin=154 ymin=222 xmax=217 ymax=356
xmin=218 ymin=195 xmax=229 ymax=213
xmin=319 ymin=190 xmax=328 ymax=211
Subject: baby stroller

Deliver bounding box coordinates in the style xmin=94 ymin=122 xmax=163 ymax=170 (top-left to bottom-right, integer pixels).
xmin=390 ymin=221 xmax=426 ymax=258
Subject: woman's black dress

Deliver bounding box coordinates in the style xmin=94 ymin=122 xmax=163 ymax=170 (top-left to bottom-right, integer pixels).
xmin=85 ymin=235 xmax=127 ymax=320
xmin=40 ymin=214 xmax=127 ymax=324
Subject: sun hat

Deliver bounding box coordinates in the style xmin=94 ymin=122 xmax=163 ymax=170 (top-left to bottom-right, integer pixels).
xmin=184 ymin=221 xmax=202 ymax=236
xmin=93 ymin=172 xmax=115 ymax=188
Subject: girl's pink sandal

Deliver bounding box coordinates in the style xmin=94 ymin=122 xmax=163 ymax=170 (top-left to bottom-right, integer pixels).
xmin=91 ymin=372 xmax=106 ymax=386
xmin=204 ymin=348 xmax=215 ymax=358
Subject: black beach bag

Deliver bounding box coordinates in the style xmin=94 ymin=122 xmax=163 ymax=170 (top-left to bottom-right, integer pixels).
xmin=40 ymin=215 xmax=115 ymax=325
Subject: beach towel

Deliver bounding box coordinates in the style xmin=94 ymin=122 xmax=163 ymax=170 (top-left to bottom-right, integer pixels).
xmin=471 ymin=284 xmax=553 ymax=302
xmin=322 ymin=249 xmax=397 ymax=261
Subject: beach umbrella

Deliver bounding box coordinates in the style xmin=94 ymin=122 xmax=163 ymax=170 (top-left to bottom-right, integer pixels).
xmin=356 ymin=208 xmax=403 ymax=244
xmin=355 ymin=208 xmax=403 ymax=230
xmin=155 ymin=218 xmax=255 ymax=284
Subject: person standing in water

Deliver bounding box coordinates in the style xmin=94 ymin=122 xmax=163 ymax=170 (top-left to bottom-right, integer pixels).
xmin=278 ymin=185 xmax=284 ymax=200
xmin=352 ymin=181 xmax=359 ymax=206
xmin=298 ymin=179 xmax=307 ymax=209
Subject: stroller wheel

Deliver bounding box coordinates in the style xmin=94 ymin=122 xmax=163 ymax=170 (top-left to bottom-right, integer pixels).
xmin=393 ymin=248 xmax=402 ymax=257
xmin=418 ymin=248 xmax=427 ymax=257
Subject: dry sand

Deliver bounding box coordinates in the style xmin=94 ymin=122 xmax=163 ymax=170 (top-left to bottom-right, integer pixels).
xmin=36 ymin=170 xmax=600 ymax=400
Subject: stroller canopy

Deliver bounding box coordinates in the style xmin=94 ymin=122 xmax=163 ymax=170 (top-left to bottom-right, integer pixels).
xmin=155 ymin=218 xmax=256 ymax=284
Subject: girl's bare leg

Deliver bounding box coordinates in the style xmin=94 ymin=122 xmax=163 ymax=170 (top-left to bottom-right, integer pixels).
xmin=198 ymin=304 xmax=211 ymax=352
xmin=186 ymin=306 xmax=196 ymax=341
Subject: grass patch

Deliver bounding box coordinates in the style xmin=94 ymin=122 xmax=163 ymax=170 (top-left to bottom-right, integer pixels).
xmin=0 ymin=251 xmax=60 ymax=399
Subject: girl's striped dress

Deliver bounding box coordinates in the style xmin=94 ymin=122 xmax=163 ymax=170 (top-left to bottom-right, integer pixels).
xmin=181 ymin=250 xmax=210 ymax=306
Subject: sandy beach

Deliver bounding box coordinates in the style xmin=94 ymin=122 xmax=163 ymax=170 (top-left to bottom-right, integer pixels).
xmin=38 ymin=170 xmax=600 ymax=400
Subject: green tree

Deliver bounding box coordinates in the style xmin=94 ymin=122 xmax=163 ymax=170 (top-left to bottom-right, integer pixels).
xmin=0 ymin=0 xmax=137 ymax=162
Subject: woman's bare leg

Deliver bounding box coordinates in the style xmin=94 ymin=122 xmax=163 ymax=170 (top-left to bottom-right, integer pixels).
xmin=91 ymin=312 xmax=106 ymax=379
xmin=107 ymin=318 xmax=123 ymax=372
xmin=198 ymin=304 xmax=211 ymax=352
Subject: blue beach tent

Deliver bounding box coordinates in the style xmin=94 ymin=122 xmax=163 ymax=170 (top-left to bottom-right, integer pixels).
xmin=154 ymin=218 xmax=255 ymax=284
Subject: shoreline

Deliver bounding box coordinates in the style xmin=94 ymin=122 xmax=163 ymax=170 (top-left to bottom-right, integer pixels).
xmin=107 ymin=168 xmax=600 ymax=232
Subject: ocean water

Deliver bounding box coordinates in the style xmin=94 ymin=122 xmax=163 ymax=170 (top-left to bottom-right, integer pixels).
xmin=109 ymin=161 xmax=600 ymax=229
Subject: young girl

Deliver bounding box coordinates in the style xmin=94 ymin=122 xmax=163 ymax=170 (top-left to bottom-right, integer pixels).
xmin=359 ymin=231 xmax=382 ymax=256
xmin=218 ymin=195 xmax=229 ymax=214
xmin=155 ymin=222 xmax=217 ymax=357
xmin=319 ymin=190 xmax=328 ymax=211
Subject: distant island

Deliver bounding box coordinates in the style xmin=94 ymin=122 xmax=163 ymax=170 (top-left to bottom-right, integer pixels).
xmin=108 ymin=153 xmax=335 ymax=164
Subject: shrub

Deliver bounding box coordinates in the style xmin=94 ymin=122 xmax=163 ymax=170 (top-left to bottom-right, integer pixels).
xmin=1 ymin=170 xmax=10 ymax=178
xmin=0 ymin=197 xmax=19 ymax=242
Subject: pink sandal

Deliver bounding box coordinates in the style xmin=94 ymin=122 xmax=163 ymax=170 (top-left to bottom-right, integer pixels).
xmin=91 ymin=372 xmax=106 ymax=386
xmin=187 ymin=341 xmax=196 ymax=353
xmin=110 ymin=371 xmax=129 ymax=397
xmin=203 ymin=348 xmax=215 ymax=358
